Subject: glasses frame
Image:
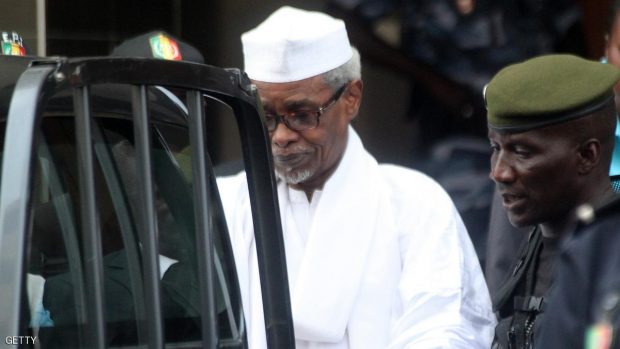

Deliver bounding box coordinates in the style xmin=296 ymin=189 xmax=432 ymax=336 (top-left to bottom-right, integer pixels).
xmin=264 ymin=83 xmax=348 ymax=132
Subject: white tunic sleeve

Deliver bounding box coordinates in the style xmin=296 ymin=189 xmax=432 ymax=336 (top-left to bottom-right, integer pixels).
xmin=384 ymin=167 xmax=496 ymax=349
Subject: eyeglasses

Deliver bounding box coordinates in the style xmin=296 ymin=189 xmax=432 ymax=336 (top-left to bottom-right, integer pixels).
xmin=263 ymin=84 xmax=347 ymax=132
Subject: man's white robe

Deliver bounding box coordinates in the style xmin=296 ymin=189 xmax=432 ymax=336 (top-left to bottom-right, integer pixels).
xmin=217 ymin=127 xmax=495 ymax=348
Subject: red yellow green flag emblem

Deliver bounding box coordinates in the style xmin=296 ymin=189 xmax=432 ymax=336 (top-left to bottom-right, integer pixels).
xmin=149 ymin=33 xmax=182 ymax=61
xmin=585 ymin=322 xmax=613 ymax=349
xmin=1 ymin=31 xmax=26 ymax=56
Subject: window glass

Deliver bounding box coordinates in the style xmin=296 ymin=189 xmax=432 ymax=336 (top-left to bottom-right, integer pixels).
xmin=154 ymin=97 xmax=243 ymax=343
xmin=20 ymin=85 xmax=245 ymax=348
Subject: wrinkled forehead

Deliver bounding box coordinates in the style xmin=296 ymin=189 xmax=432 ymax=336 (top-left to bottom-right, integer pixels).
xmin=253 ymin=76 xmax=330 ymax=106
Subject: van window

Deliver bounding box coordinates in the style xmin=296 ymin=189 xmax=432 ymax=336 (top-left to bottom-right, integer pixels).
xmin=20 ymin=86 xmax=244 ymax=348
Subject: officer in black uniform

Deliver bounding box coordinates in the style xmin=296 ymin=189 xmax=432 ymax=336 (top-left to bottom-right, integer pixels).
xmin=536 ymin=195 xmax=620 ymax=349
xmin=485 ymin=54 xmax=620 ymax=349
xmin=486 ymin=0 xmax=620 ymax=304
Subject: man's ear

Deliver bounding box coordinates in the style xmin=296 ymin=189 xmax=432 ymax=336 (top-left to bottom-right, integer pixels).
xmin=577 ymin=138 xmax=602 ymax=175
xmin=343 ymin=79 xmax=363 ymax=121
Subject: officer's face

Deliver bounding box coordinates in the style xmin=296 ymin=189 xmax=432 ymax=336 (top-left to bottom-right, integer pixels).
xmin=488 ymin=125 xmax=581 ymax=228
xmin=254 ymin=76 xmax=361 ymax=192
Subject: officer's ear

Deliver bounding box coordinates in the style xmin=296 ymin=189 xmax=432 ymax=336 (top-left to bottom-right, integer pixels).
xmin=577 ymin=138 xmax=602 ymax=175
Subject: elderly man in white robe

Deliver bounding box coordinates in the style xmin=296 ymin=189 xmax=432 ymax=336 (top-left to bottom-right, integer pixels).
xmin=217 ymin=6 xmax=495 ymax=349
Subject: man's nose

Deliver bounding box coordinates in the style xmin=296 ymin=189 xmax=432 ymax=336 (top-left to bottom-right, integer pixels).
xmin=490 ymin=155 xmax=516 ymax=184
xmin=271 ymin=121 xmax=299 ymax=148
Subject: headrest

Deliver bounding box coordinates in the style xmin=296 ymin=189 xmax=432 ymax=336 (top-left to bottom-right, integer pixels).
xmin=111 ymin=30 xmax=204 ymax=64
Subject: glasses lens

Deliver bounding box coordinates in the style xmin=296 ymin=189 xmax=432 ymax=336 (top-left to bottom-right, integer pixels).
xmin=288 ymin=111 xmax=317 ymax=131
xmin=264 ymin=113 xmax=277 ymax=131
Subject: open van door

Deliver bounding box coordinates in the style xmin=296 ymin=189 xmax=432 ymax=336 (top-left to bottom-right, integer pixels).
xmin=0 ymin=56 xmax=295 ymax=348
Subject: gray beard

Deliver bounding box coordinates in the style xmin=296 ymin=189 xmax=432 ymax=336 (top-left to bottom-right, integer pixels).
xmin=276 ymin=168 xmax=313 ymax=184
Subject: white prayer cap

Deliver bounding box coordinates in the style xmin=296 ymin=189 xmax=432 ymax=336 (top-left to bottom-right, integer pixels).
xmin=241 ymin=6 xmax=353 ymax=83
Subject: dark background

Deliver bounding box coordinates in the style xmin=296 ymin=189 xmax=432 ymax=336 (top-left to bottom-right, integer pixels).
xmin=0 ymin=0 xmax=611 ymax=168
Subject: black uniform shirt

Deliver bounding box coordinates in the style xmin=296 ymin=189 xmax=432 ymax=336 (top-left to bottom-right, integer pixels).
xmin=533 ymin=236 xmax=561 ymax=297
xmin=536 ymin=196 xmax=620 ymax=349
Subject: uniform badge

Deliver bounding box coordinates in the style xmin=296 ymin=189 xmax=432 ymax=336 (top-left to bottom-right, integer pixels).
xmin=585 ymin=322 xmax=613 ymax=349
xmin=586 ymin=292 xmax=620 ymax=349
xmin=149 ymin=33 xmax=182 ymax=61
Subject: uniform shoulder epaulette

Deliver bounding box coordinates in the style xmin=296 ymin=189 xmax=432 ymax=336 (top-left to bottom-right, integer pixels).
xmin=575 ymin=194 xmax=620 ymax=226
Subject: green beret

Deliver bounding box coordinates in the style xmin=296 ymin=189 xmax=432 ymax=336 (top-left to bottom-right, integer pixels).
xmin=485 ymin=54 xmax=620 ymax=132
